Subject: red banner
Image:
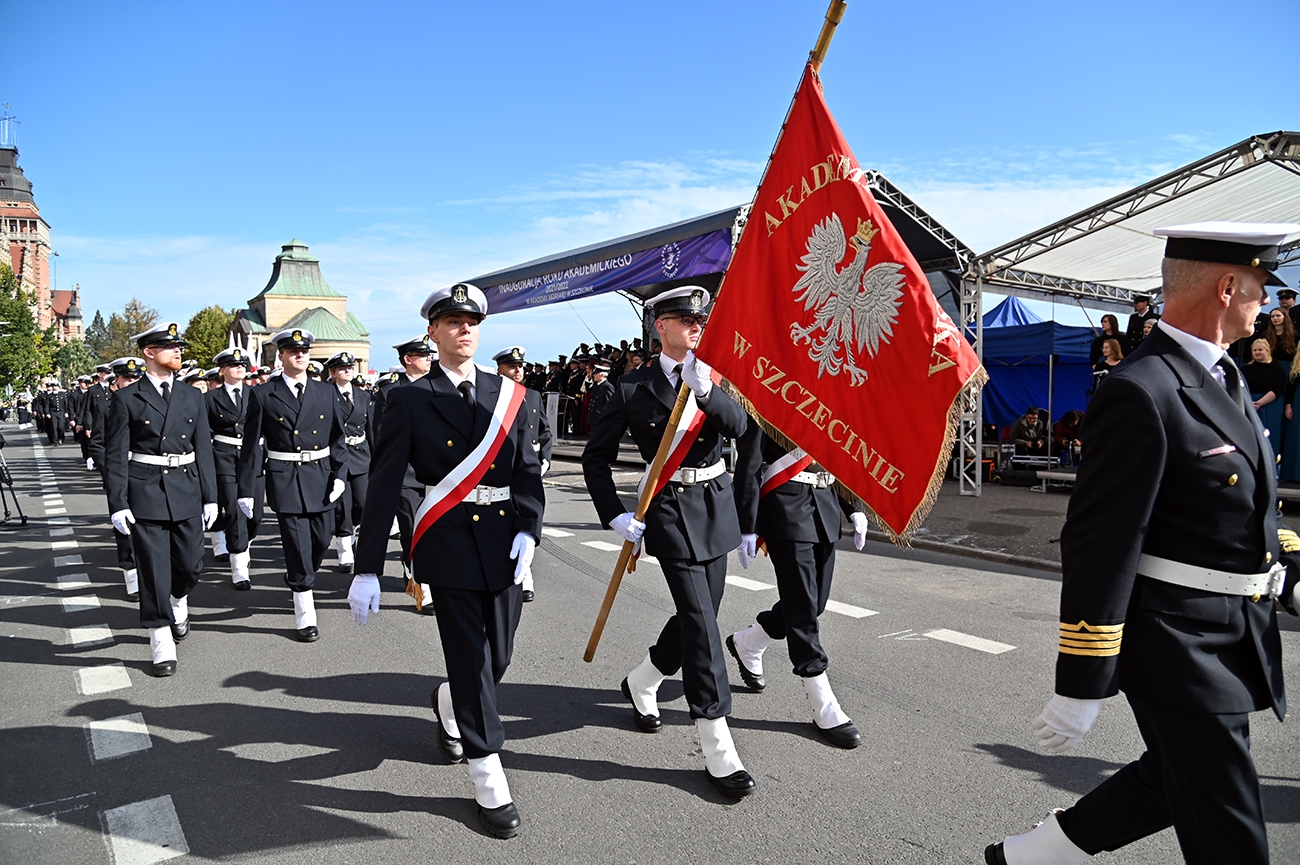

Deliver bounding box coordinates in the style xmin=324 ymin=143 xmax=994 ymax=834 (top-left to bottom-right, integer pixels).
xmin=696 ymin=65 xmax=984 ymax=540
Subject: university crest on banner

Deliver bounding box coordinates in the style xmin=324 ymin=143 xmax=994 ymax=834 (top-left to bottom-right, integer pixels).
xmin=696 ymin=64 xmax=985 ymax=541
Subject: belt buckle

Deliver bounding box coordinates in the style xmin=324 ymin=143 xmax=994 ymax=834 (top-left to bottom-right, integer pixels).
xmin=298 ymin=452 xmax=313 ymax=464
xmin=1268 ymin=562 xmax=1287 ymax=601
xmin=474 ymin=487 xmax=491 ymax=506
xmin=680 ymin=467 xmax=697 ymax=485
xmin=817 ymin=472 xmax=832 ymax=488
xmin=166 ymin=453 xmax=181 ymax=468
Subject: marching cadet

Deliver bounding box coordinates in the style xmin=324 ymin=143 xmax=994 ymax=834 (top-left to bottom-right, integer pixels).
xmin=92 ymin=358 xmax=144 ymax=599
xmin=206 ymin=347 xmax=255 ymax=589
xmin=70 ymin=376 xmax=93 ymax=465
xmin=582 ymin=286 xmax=756 ymax=798
xmin=585 ymin=359 xmax=615 ymax=427
xmin=349 ymin=283 xmax=543 ymax=839
xmin=494 ymin=345 xmax=553 ymax=602
xmin=372 ymin=334 xmax=436 ymax=611
xmin=43 ymin=380 xmax=68 ymax=446
xmin=325 ymin=351 xmax=373 ymax=570
xmin=237 ymin=329 xmax=348 ymax=642
xmin=726 ymin=423 xmax=869 ymax=749
xmin=986 ymin=223 xmax=1300 ymax=865
xmin=80 ymin=365 xmax=112 ymax=470
xmin=104 ymin=324 xmax=219 ymax=677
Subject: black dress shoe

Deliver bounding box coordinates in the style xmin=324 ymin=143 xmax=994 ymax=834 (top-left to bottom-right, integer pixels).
xmin=232 ymin=580 xmax=251 ymax=591
xmin=984 ymin=842 xmax=1007 ymax=865
xmin=429 ymin=691 xmax=466 ymax=764
xmin=214 ymin=553 xmax=230 ymax=562
xmin=706 ymin=769 xmax=757 ymax=799
xmin=151 ymin=660 xmax=177 ymax=677
xmin=171 ymin=619 xmax=189 ymax=641
xmin=126 ymin=592 xmax=140 ymax=602
xmin=521 ymin=590 xmax=535 ymax=603
xmin=726 ymin=634 xmax=766 ymax=691
xmin=816 ymin=720 xmax=863 ymax=749
xmin=297 ymin=626 xmax=319 ymax=642
xmin=477 ymin=801 xmax=521 ymax=839
xmin=620 ymin=677 xmax=661 ymax=733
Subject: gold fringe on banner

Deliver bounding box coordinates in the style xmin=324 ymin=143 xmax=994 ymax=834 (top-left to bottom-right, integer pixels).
xmin=719 ymin=365 xmax=988 ymax=547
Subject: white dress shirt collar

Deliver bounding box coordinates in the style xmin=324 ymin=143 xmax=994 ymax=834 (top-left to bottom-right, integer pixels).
xmin=1158 ymin=320 xmax=1228 ymax=373
xmin=144 ymin=371 xmax=174 ymax=398
xmin=440 ymin=362 xmax=477 ymax=391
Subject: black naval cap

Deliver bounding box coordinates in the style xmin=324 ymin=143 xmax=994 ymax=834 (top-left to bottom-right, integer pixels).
xmin=1154 ymin=222 xmax=1300 ymax=288
xmin=324 ymin=351 xmax=355 ymax=369
xmin=214 ymin=347 xmax=251 ymax=368
xmin=180 ymin=368 xmax=204 ymax=383
xmin=204 ymin=368 xmax=222 ymax=382
xmin=133 ymin=322 xmax=187 ymax=350
xmin=110 ymin=356 xmax=146 ymax=378
xmin=95 ymin=364 xmax=111 ymax=374
xmin=420 ymin=283 xmax=488 ymax=322
xmin=393 ymin=335 xmax=434 ymax=357
xmin=645 ymin=285 xmax=711 ymax=319
xmin=492 ymin=345 xmax=526 ymax=365
xmin=1277 ymin=288 xmax=1298 ymax=300
xmin=272 ymin=328 xmax=314 ymax=351
xmin=307 ymin=360 xmax=324 ymax=377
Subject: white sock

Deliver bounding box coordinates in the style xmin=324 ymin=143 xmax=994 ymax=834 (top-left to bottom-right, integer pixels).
xmin=466 ymin=754 xmax=512 ymax=809
xmin=170 ymin=594 xmax=188 ymax=625
xmin=1002 ymin=811 xmax=1091 ymax=865
xmin=336 ymin=534 xmax=354 ymax=565
xmin=293 ymin=590 xmax=317 ymax=628
xmin=123 ymin=569 xmax=139 ymax=594
xmin=696 ymin=717 xmax=745 ymax=777
xmin=437 ymin=682 xmax=462 ymax=738
xmin=732 ymin=623 xmax=776 ymax=676
xmin=230 ymin=550 xmax=251 ymax=583
xmin=149 ymin=627 xmax=177 ymax=664
xmin=421 ymin=583 xmax=433 ymax=607
xmin=803 ymin=672 xmax=851 ymax=728
xmin=211 ymin=531 xmax=227 ymax=556
xmin=626 ymin=653 xmax=665 ymax=717
xmin=521 ymin=570 xmax=534 ymax=593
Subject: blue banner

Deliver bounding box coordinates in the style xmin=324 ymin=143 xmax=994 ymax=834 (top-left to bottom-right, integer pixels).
xmin=483 ymin=228 xmax=733 ymax=314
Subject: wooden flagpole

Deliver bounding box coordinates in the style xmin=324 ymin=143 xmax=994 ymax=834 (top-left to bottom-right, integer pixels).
xmin=582 ymin=0 xmax=851 ymax=663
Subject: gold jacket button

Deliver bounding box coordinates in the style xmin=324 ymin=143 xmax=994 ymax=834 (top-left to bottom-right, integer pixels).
xmin=296 ymin=446 xmax=302 ymax=451
xmin=490 ymin=463 xmax=496 ymax=470
xmin=1252 ymin=593 xmax=1262 ymax=602
xmin=447 ymin=439 xmax=454 ymax=447
xmin=1266 ymin=552 xmax=1273 ymax=563
xmin=1228 ymin=474 xmax=1238 ymax=485
xmin=472 ymin=514 xmax=479 ymax=522
xmin=499 ymin=509 xmax=505 ymax=516
xmin=1278 ymin=454 xmax=1283 ymax=465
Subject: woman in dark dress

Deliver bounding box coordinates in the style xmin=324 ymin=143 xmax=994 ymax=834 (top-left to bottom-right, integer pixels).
xmin=1092 ymin=338 xmax=1124 ymax=384
xmin=1266 ymin=308 xmax=1297 ymax=370
xmin=1245 ymin=339 xmax=1285 ymax=456
xmin=1088 ymin=315 xmax=1129 ymax=366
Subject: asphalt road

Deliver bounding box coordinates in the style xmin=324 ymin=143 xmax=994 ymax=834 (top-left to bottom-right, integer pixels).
xmin=1 ymin=426 xmax=1298 ymax=864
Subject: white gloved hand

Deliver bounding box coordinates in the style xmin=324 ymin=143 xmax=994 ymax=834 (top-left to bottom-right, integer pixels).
xmin=110 ymin=508 xmax=136 ymax=536
xmin=610 ymin=512 xmax=646 ymax=544
xmin=328 ymin=479 xmax=345 ymax=503
xmin=348 ymin=574 xmax=382 ymax=625
xmin=680 ymin=351 xmax=714 ymax=399
xmin=540 ymin=459 xmax=550 ymax=476
xmin=202 ymin=502 xmax=219 ymax=530
xmin=1032 ymin=694 xmax=1102 ymax=753
xmin=510 ymin=532 xmax=536 ymax=585
xmin=237 ymin=497 xmax=255 ymax=519
xmin=850 ymin=512 xmax=869 ymax=551
xmin=737 ymin=533 xmax=759 ymax=569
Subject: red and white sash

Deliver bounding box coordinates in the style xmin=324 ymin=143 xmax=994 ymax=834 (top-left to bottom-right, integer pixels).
xmin=759 ymin=448 xmax=814 ymax=497
xmin=636 ymin=389 xmax=710 ymax=500
xmin=409 ymin=377 xmax=525 ymax=560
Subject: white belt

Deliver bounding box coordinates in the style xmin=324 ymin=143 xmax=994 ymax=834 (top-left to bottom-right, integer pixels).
xmin=663 ymin=459 xmax=726 ymax=486
xmin=345 ymin=434 xmax=367 ymax=446
xmin=450 ymin=485 xmax=511 ymax=506
xmin=532 ymin=442 xmax=541 ymax=452
xmin=1138 ymin=553 xmax=1286 ymax=600
xmin=791 ymin=470 xmax=836 ymax=488
xmin=128 ymin=451 xmax=195 ymax=468
xmin=267 ymin=447 xmax=331 ymax=463
xmin=213 ymin=434 xmax=244 ymax=447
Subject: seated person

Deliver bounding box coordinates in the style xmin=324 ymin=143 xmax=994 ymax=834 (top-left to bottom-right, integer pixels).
xmin=1009 ymin=407 xmax=1047 ymax=456
xmin=1053 ymin=409 xmax=1084 ymax=465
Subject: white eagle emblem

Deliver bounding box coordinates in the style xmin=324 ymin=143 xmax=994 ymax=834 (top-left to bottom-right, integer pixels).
xmin=789 ymin=213 xmax=905 ymax=386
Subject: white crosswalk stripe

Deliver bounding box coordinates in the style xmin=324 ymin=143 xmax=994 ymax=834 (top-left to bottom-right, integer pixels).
xmin=825 ymin=600 xmax=879 ymax=618
xmin=102 ymin=795 xmax=189 ymax=865
xmin=57 ymin=573 xmax=92 ymax=590
xmin=68 ymin=625 xmax=114 ymax=648
xmin=88 ymin=713 xmax=153 ymax=761
xmin=581 ymin=540 xmax=623 ymax=552
xmin=541 ymin=527 xmax=574 ymax=538
xmin=77 ymin=663 xmax=132 ymax=694
xmin=61 ymin=595 xmax=101 ymax=612
xmin=923 ymin=628 xmax=1015 ymax=655
xmin=53 ymin=555 xmax=83 ymax=567
xmin=725 ymin=575 xmax=777 ymax=591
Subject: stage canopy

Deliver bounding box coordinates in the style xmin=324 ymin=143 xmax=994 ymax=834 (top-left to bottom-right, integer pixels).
xmin=980 ymin=296 xmax=1094 ymax=428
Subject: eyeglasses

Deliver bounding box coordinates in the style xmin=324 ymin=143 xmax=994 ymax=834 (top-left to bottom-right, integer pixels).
xmin=668 ymin=315 xmax=707 ymax=328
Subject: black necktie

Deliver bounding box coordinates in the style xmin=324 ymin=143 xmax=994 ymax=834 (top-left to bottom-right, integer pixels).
xmin=1216 ymin=358 xmax=1247 ymax=412
xmin=232 ymin=387 xmax=241 ymax=411
xmin=672 ymin=363 xmax=683 ymax=386
xmin=458 ymin=380 xmax=475 ymax=414
xmin=161 ymin=381 xmax=171 ymax=404
xmin=341 ymin=391 xmax=352 ymax=410
xmin=296 ymin=383 xmax=305 ymax=404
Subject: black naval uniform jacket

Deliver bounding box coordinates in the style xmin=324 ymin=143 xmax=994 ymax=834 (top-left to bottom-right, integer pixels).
xmin=205 ymin=385 xmax=247 ymax=479
xmin=372 ymin=371 xmax=423 ymax=491
xmin=1058 ymin=327 xmax=1298 ymax=720
xmin=582 ymin=361 xmax=747 ymax=561
xmin=105 ymin=378 xmax=217 ymax=521
xmin=82 ymin=383 xmax=110 ymax=432
xmin=237 ymin=377 xmax=348 ymax=515
xmin=335 ymin=385 xmax=374 ymax=477
xmin=522 ymin=387 xmax=553 ymax=467
xmin=355 ymin=367 xmax=545 ymax=592
xmin=733 ymin=424 xmax=850 ymax=543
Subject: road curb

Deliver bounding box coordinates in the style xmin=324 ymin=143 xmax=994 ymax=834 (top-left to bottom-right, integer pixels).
xmin=865 ymin=529 xmax=1062 ymax=574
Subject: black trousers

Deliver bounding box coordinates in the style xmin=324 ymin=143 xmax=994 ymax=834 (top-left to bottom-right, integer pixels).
xmin=395 ymin=485 xmax=422 ymax=561
xmin=277 ymin=511 xmax=334 ymax=591
xmin=1057 ymin=697 xmax=1267 ymax=865
xmin=333 ymin=472 xmax=369 ymax=536
xmin=97 ymin=465 xmax=135 ymax=569
xmin=756 ymin=539 xmax=835 ymax=677
xmin=131 ymin=516 xmax=203 ymax=629
xmin=649 ymin=554 xmax=731 ymax=720
xmin=78 ymin=429 xmax=91 ymax=460
xmin=214 ymin=474 xmax=251 ymax=554
xmin=431 ymin=584 xmax=522 ymax=760
xmin=46 ymin=419 xmax=65 ymax=445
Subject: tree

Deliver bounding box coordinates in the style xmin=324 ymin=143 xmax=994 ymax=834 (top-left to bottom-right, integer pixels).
xmin=56 ymin=338 xmax=98 ymax=383
xmin=0 ymin=262 xmax=48 ymax=393
xmin=85 ymin=309 xmax=110 ymax=360
xmin=183 ymin=305 xmax=235 ymax=368
xmin=102 ymin=297 xmax=159 ymax=361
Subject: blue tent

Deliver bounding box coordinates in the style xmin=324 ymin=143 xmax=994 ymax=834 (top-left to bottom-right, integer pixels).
xmin=979 ymin=299 xmax=1095 ymax=429
xmin=982 ymin=296 xmax=1042 ymax=328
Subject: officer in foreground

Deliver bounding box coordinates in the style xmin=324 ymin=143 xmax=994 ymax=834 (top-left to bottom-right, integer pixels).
xmin=104 ymin=324 xmax=218 ymax=676
xmin=986 ymin=222 xmax=1300 ymax=865
xmin=494 ymin=344 xmax=552 ymax=602
xmin=349 ymin=284 xmax=543 ymax=839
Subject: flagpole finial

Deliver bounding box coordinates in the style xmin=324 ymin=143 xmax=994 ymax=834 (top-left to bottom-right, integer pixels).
xmin=809 ymin=0 xmax=848 ymax=75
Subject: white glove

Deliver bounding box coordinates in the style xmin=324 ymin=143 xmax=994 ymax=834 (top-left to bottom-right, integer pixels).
xmin=540 ymin=459 xmax=550 ymax=476
xmin=202 ymin=502 xmax=219 ymax=530
xmin=610 ymin=512 xmax=646 ymax=544
xmin=110 ymin=509 xmax=136 ymax=536
xmin=1032 ymin=694 xmax=1102 ymax=753
xmin=510 ymin=532 xmax=536 ymax=585
xmin=328 ymin=479 xmax=345 ymax=503
xmin=680 ymin=351 xmax=713 ymax=399
xmin=348 ymin=574 xmax=382 ymax=625
xmin=737 ymin=533 xmax=758 ymax=569
xmin=850 ymin=512 xmax=869 ymax=551
xmin=85 ymin=457 xmax=94 ymax=470
xmin=237 ymin=497 xmax=255 ymax=519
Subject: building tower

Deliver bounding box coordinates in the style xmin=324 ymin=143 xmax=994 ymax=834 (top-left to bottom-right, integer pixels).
xmin=0 ymin=106 xmax=57 ymax=333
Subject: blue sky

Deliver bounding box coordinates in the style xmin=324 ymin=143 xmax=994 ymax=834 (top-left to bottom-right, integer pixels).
xmin=4 ymin=0 xmax=1297 ymax=368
